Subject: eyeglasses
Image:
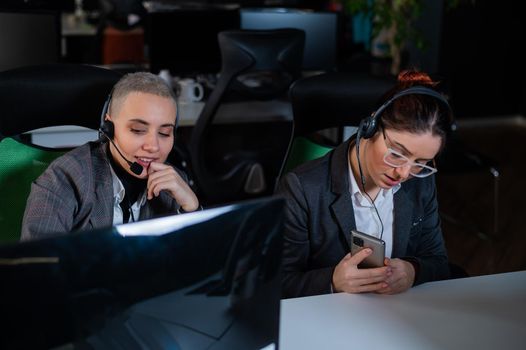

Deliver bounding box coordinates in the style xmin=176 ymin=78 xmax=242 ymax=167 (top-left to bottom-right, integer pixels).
xmin=382 ymin=129 xmax=438 ymax=178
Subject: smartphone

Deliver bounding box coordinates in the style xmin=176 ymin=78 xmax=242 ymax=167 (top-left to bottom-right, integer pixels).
xmin=350 ymin=230 xmax=386 ymax=268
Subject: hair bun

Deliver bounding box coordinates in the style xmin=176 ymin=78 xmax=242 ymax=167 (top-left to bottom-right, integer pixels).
xmin=397 ymin=69 xmax=436 ymax=88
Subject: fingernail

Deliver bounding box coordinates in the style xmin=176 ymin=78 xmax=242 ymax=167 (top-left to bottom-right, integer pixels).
xmin=365 ymin=248 xmax=372 ymax=255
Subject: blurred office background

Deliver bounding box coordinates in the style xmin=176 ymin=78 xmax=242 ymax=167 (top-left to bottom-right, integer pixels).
xmin=0 ymin=0 xmax=525 ymax=277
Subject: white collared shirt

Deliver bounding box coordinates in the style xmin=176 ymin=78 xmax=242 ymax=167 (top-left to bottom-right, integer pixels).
xmin=347 ymin=154 xmax=400 ymax=258
xmin=110 ymin=166 xmax=147 ymax=225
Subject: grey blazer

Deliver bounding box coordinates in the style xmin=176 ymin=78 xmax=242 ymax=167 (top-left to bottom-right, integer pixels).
xmin=276 ymin=137 xmax=450 ymax=298
xmin=21 ymin=142 xmax=181 ymax=241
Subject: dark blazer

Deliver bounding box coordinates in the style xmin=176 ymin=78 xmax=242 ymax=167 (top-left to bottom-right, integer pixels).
xmin=276 ymin=137 xmax=450 ymax=298
xmin=21 ymin=142 xmax=181 ymax=241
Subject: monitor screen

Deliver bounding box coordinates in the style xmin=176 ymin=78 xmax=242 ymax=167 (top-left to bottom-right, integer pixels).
xmin=0 ymin=197 xmax=283 ymax=349
xmin=241 ymin=8 xmax=338 ymax=72
xmin=146 ymin=8 xmax=240 ymax=75
xmin=0 ymin=10 xmax=60 ymax=72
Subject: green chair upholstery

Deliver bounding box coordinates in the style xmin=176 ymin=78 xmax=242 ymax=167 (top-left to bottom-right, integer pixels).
xmin=0 ymin=139 xmax=65 ymax=242
xmin=0 ymin=64 xmax=121 ymax=243
xmin=280 ymin=136 xmax=332 ymax=175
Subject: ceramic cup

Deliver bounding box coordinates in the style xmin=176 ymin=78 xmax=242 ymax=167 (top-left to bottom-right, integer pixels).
xmin=177 ymin=78 xmax=204 ymax=103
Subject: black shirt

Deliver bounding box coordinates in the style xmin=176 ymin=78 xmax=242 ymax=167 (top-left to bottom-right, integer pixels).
xmin=107 ymin=146 xmax=147 ymax=223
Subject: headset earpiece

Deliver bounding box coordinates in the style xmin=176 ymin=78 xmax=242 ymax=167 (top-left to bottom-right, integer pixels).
xmin=99 ymin=89 xmax=113 ymax=140
xmin=358 ymin=113 xmax=378 ymax=140
xmin=100 ymin=119 xmax=115 ymax=139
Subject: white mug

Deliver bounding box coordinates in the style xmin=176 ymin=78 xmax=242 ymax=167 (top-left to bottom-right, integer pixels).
xmin=177 ymin=78 xmax=204 ymax=103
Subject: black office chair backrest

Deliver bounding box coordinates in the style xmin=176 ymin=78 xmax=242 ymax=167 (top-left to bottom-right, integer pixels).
xmin=289 ymin=71 xmax=395 ymax=136
xmin=0 ymin=63 xmax=121 ymax=137
xmin=0 ymin=64 xmax=121 ymax=242
xmin=189 ymin=29 xmax=305 ymax=205
xmin=277 ymin=71 xmax=395 ymax=180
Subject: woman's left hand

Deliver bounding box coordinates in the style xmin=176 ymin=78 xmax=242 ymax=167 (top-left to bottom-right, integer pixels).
xmin=375 ymin=258 xmax=415 ymax=294
xmin=147 ymin=162 xmax=199 ymax=212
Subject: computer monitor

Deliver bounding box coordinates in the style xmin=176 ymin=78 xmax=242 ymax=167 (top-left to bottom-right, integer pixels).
xmin=241 ymin=8 xmax=339 ymax=72
xmin=0 ymin=9 xmax=60 ymax=72
xmin=146 ymin=7 xmax=240 ymax=75
xmin=0 ymin=197 xmax=283 ymax=349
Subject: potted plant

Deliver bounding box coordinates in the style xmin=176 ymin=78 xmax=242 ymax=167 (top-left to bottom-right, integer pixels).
xmin=339 ymin=0 xmax=424 ymax=76
xmin=337 ymin=0 xmax=473 ymax=76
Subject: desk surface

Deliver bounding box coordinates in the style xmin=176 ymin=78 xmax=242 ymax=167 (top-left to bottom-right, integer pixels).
xmin=280 ymin=271 xmax=526 ymax=350
xmin=178 ymin=100 xmax=292 ymax=127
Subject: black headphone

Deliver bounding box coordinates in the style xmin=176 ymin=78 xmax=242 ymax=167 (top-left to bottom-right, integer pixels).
xmin=357 ymin=86 xmax=451 ymax=140
xmin=99 ymin=91 xmax=115 ymax=139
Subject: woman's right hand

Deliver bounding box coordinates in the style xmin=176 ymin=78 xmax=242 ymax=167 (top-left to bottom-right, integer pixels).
xmin=332 ymin=250 xmax=391 ymax=293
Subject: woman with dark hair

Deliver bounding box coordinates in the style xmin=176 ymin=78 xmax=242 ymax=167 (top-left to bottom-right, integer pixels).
xmin=277 ymin=69 xmax=453 ymax=298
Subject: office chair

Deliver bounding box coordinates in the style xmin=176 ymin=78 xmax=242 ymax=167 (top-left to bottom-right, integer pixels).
xmin=278 ymin=71 xmax=395 ymax=178
xmin=188 ymin=29 xmax=305 ymax=206
xmin=0 ymin=63 xmax=121 ymax=243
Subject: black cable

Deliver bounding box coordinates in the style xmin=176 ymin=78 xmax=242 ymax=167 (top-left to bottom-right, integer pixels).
xmin=100 ymin=130 xmax=143 ymax=176
xmin=129 ymin=197 xmax=136 ymax=223
xmin=355 ymin=134 xmax=385 ymax=240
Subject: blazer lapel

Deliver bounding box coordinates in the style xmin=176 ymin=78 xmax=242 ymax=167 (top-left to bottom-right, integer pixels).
xmin=330 ymin=194 xmax=356 ymax=251
xmin=90 ymin=143 xmax=115 ymax=229
xmin=392 ymin=186 xmax=414 ymax=257
xmin=329 ymin=138 xmax=356 ymax=251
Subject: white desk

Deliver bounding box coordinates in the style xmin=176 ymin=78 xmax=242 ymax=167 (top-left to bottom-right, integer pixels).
xmin=280 ymin=271 xmax=526 ymax=350
xmin=177 ymin=100 xmax=292 ymax=127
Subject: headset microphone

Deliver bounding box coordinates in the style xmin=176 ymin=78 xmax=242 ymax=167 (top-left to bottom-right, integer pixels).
xmin=128 ymin=161 xmax=144 ymax=176
xmin=99 ymin=126 xmax=144 ymax=176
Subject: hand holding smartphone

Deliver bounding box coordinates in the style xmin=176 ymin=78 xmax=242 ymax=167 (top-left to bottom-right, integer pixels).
xmin=350 ymin=230 xmax=386 ymax=268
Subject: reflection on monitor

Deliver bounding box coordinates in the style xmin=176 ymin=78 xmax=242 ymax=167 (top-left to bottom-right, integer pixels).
xmin=146 ymin=8 xmax=240 ymax=75
xmin=241 ymin=8 xmax=338 ymax=72
xmin=0 ymin=197 xmax=283 ymax=349
xmin=0 ymin=10 xmax=60 ymax=72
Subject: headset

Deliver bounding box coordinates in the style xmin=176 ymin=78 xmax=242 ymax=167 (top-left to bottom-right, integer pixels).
xmin=357 ymin=86 xmax=451 ymax=141
xmin=98 ymin=87 xmax=180 ymax=176
xmin=354 ymin=86 xmax=452 ymax=240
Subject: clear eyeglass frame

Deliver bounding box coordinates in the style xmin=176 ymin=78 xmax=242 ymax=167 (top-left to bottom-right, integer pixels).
xmin=383 ymin=148 xmax=438 ymax=178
